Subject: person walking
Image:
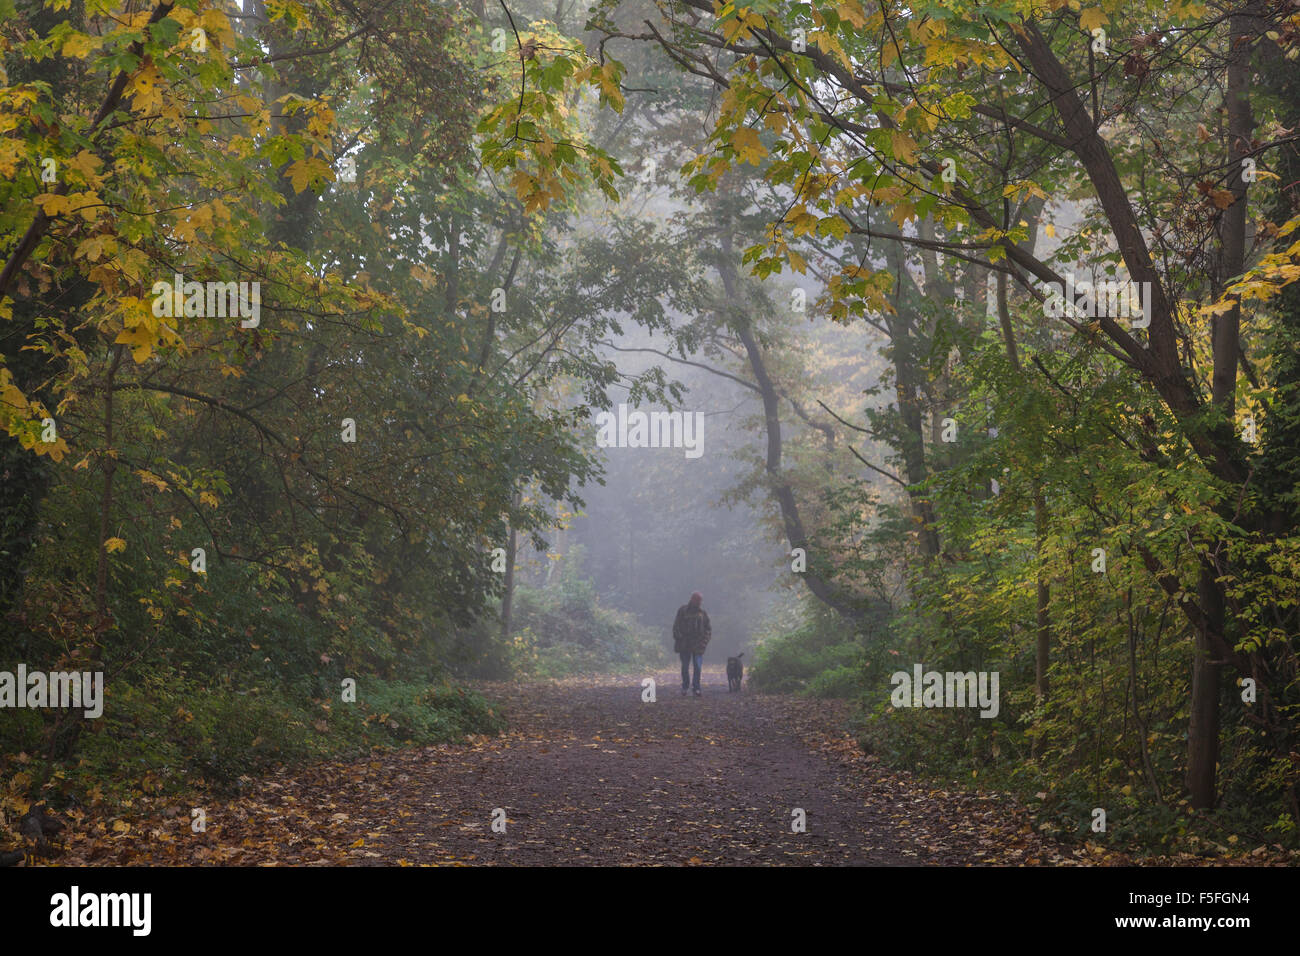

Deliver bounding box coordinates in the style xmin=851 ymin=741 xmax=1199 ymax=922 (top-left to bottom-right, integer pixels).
xmin=672 ymin=591 xmax=711 ymax=697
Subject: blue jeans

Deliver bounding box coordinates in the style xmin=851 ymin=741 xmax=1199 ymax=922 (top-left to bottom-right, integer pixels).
xmin=680 ymin=652 xmax=702 ymax=691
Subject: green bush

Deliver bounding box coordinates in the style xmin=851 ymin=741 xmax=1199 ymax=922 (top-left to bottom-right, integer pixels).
xmin=748 ymin=601 xmax=875 ymax=697
xmin=448 ymin=547 xmax=669 ymax=678
xmin=4 ymin=670 xmax=505 ymax=805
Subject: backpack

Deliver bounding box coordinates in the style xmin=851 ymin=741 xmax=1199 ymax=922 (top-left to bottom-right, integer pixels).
xmin=675 ymin=605 xmax=708 ymax=651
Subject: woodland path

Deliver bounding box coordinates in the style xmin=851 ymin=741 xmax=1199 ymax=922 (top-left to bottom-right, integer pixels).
xmin=60 ymin=667 xmax=1082 ymax=866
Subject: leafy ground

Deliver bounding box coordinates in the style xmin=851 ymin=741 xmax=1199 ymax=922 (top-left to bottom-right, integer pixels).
xmin=16 ymin=668 xmax=1294 ymax=866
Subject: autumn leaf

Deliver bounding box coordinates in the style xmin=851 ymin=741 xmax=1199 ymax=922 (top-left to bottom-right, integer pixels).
xmin=286 ymin=157 xmax=331 ymax=194
xmin=1209 ymin=188 xmax=1236 ymax=210
xmin=60 ymin=31 xmax=100 ymax=60
xmin=1079 ymin=9 xmax=1106 ymax=32
xmin=731 ymin=127 xmax=767 ymax=165
xmin=74 ymin=235 xmax=110 ymax=262
xmin=137 ymin=470 xmax=170 ymax=492
xmin=888 ymin=128 xmax=918 ymax=165
xmin=836 ymin=0 xmax=868 ymax=29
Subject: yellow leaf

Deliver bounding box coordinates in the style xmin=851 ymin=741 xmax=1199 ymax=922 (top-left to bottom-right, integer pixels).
xmin=722 ymin=11 xmax=764 ymax=44
xmin=38 ymin=438 xmax=68 ymax=464
xmin=789 ymin=210 xmax=818 ymax=236
xmin=137 ymin=470 xmax=170 ymax=492
xmin=65 ymin=150 xmax=102 ymax=180
xmin=105 ymin=537 xmax=127 ymax=554
xmin=67 ymin=190 xmax=105 ymax=222
xmin=286 ymin=157 xmax=330 ymax=194
xmin=890 ymin=201 xmax=917 ymax=227
xmin=128 ymin=64 xmax=163 ymax=114
xmin=881 ymin=38 xmax=899 ymax=69
xmin=763 ymin=110 xmax=788 ymax=135
xmin=511 ymin=169 xmax=536 ymax=202
xmin=61 ymin=32 xmax=99 ymax=60
xmin=75 ymin=235 xmax=109 ymax=262
xmin=731 ymin=127 xmax=767 ymax=165
xmin=1079 ymin=9 xmax=1106 ymax=32
xmin=113 ymin=325 xmax=154 ymax=364
xmin=817 ymin=215 xmax=850 ymax=240
xmin=889 ymin=128 xmax=918 ymax=164
xmin=35 ymin=193 xmax=72 ymax=217
xmin=835 ymin=0 xmax=868 ymax=29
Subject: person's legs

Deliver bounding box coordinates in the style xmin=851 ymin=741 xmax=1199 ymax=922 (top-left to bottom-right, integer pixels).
xmin=680 ymin=652 xmax=691 ymax=692
xmin=692 ymin=653 xmax=703 ymax=692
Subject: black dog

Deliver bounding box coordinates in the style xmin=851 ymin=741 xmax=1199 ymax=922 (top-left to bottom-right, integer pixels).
xmin=726 ymin=653 xmax=744 ymax=692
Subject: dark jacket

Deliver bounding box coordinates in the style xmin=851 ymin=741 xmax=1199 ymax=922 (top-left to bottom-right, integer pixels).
xmin=673 ymin=604 xmax=711 ymax=655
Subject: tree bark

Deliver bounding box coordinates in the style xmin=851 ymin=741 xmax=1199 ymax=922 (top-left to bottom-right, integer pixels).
xmin=717 ymin=235 xmax=864 ymax=621
xmin=1012 ymin=21 xmax=1246 ymax=487
xmin=882 ymin=242 xmax=941 ymax=560
xmin=500 ymin=488 xmax=521 ymax=642
xmin=1034 ymin=489 xmax=1051 ymax=700
xmin=95 ymin=345 xmax=125 ymax=626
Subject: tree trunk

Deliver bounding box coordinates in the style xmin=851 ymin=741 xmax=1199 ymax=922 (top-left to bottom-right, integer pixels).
xmin=1188 ymin=562 xmax=1225 ymax=808
xmin=718 ymin=234 xmax=863 ymax=621
xmin=992 ymin=252 xmax=1051 ymax=712
xmin=95 ymin=345 xmax=125 ymax=628
xmin=1034 ymin=489 xmax=1051 ymax=698
xmin=1184 ymin=1 xmax=1260 ymax=810
xmin=499 ymin=489 xmax=522 ymax=642
xmin=882 ymin=242 xmax=940 ymax=560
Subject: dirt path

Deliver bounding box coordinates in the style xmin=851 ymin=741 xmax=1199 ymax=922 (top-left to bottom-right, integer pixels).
xmin=60 ymin=667 xmax=1083 ymax=866
xmin=424 ymin=666 xmax=913 ymax=865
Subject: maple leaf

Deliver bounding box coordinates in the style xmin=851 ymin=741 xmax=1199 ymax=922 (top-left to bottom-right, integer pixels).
xmin=1079 ymin=9 xmax=1106 ymax=32
xmin=75 ymin=235 xmax=108 ymax=262
xmin=731 ymin=127 xmax=767 ymax=165
xmin=889 ymin=128 xmax=918 ymax=164
xmin=1209 ymin=188 xmax=1236 ymax=210
xmin=137 ymin=470 xmax=169 ymax=492
xmin=60 ymin=31 xmax=99 ymax=60
xmin=114 ymin=324 xmax=155 ymax=363
xmin=286 ymin=157 xmax=330 ymax=194
xmin=836 ymin=0 xmax=868 ymax=29
xmin=35 ymin=193 xmax=72 ymax=217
